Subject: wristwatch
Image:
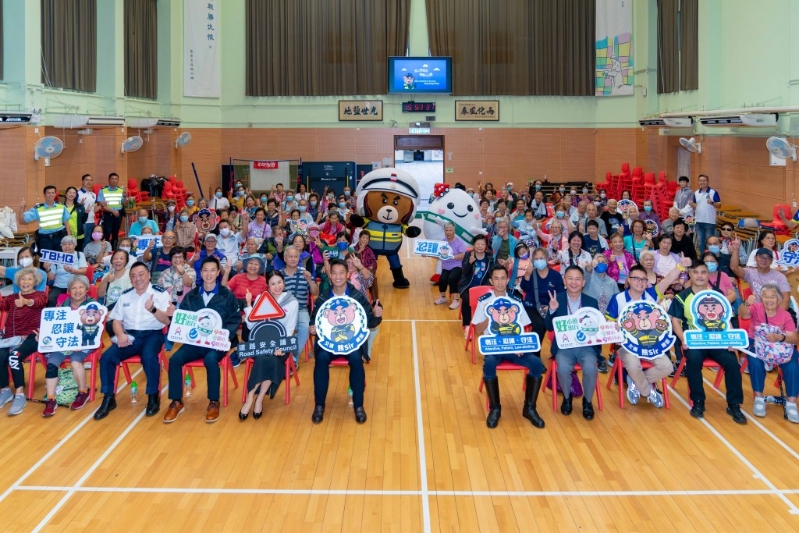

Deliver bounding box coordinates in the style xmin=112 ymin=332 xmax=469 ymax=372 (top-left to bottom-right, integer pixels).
xmin=150 ymin=306 xmax=158 ymax=315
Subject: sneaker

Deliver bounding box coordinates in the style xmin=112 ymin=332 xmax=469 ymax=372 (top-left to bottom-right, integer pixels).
xmin=690 ymin=400 xmax=705 ymax=419
xmin=230 ymin=351 xmax=241 ymax=369
xmin=765 ymin=362 xmax=774 ymax=372
xmin=647 ymin=389 xmax=664 ymax=408
xmin=786 ymin=403 xmax=799 ymax=424
xmin=8 ymin=394 xmax=26 ymax=416
xmin=0 ymin=388 xmax=13 ymax=409
xmin=753 ymin=397 xmax=766 ymax=418
xmin=434 ymin=296 xmax=448 ymax=305
xmin=625 ymin=376 xmax=640 ymax=405
xmin=42 ymin=399 xmax=57 ymax=417
xmin=669 ymin=362 xmax=678 ymax=378
xmin=449 ymin=299 xmax=461 ymax=310
xmin=597 ymin=358 xmax=608 ymax=374
xmin=71 ymin=391 xmax=90 ymax=411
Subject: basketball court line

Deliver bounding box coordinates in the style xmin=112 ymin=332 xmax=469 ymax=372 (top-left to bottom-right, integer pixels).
xmin=411 ymin=321 xmax=432 ymax=533
xmin=667 ymin=386 xmax=799 ymax=514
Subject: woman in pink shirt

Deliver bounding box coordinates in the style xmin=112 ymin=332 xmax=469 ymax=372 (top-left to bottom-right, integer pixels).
xmin=603 ymin=233 xmax=635 ymax=290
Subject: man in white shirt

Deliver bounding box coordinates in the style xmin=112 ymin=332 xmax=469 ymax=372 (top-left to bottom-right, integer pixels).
xmin=216 ymin=220 xmax=242 ymax=264
xmin=690 ymin=174 xmax=720 ymax=254
xmin=77 ymin=174 xmax=96 ymax=250
xmin=94 ymin=262 xmax=174 ymax=420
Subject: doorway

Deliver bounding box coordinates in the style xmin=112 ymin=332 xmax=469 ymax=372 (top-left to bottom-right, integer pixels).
xmin=393 ymin=135 xmax=445 ymax=211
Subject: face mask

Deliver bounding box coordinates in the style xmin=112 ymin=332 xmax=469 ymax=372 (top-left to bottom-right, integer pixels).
xmin=180 ymin=215 xmax=189 ymax=223
xmin=120 ymin=246 xmax=131 ymax=253
xmin=138 ymin=216 xmax=148 ymax=224
xmin=187 ymin=200 xmax=195 ymax=207
xmin=708 ymin=245 xmax=720 ymax=255
xmin=91 ymin=232 xmax=103 ymax=241
xmin=706 ymin=262 xmax=718 ymax=273
xmin=260 ymin=196 xmax=267 ymax=202
xmin=215 ymin=192 xmax=222 ymax=198
xmin=328 ymin=195 xmax=335 ymax=201
xmin=337 ymin=241 xmax=348 ymax=251
xmin=600 ymin=193 xmax=606 ymax=199
xmin=235 ymin=191 xmax=244 ymax=197
xmin=533 ymin=259 xmax=547 ymax=271
xmin=19 ymin=257 xmax=33 ymax=268
xmin=168 ymin=205 xmax=175 ymax=212
xmin=594 ymin=201 xmax=601 ymax=207
xmin=519 ymin=253 xmax=529 ymax=260
xmin=344 ymin=190 xmax=351 ymax=197
xmin=644 ymin=206 xmax=652 ymax=213
xmin=595 ymin=263 xmax=608 ymax=274
xmin=556 ymin=211 xmax=564 ymax=218
xmin=559 ymin=188 xmax=565 ymax=193
xmin=570 ymin=190 xmax=576 ymax=195
xmin=310 ymin=201 xmax=317 ymax=207
xmin=286 ymin=196 xmax=294 ymax=202
xmin=298 ymin=205 xmax=307 ymax=212
xmin=220 ymin=228 xmax=231 ymax=237
xmin=583 ymin=188 xmax=588 ymax=194
xmin=235 ymin=183 xmax=242 ymax=189
xmin=535 ymin=185 xmax=541 ymax=191
xmin=339 ymin=202 xmax=346 ymax=208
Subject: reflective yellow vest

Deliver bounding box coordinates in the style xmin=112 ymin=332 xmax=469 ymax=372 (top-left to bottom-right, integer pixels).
xmin=36 ymin=203 xmax=66 ymax=231
xmin=101 ymin=186 xmax=124 ymax=210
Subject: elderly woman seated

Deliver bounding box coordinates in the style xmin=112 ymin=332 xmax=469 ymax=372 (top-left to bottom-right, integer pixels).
xmin=44 ymin=235 xmax=88 ymax=307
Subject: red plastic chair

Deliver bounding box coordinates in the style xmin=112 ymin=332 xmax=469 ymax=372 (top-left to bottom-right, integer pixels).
xmin=463 ymin=285 xmax=495 ymax=364
xmin=330 ymin=356 xmax=367 ymax=388
xmin=478 ymin=362 xmax=528 ymax=411
xmin=113 ymin=347 xmax=168 ymax=391
xmin=596 ymin=172 xmax=613 ymax=194
xmin=669 ymin=345 xmax=726 ymax=391
xmin=240 ymin=356 xmax=299 ymax=405
xmin=764 ymin=203 xmax=792 ymax=235
xmin=127 ymin=178 xmax=150 ymax=203
xmin=28 ymin=344 xmax=104 ymax=402
xmin=542 ymin=331 xmax=604 ymax=412
xmin=183 ymin=350 xmax=239 ymax=407
xmin=605 ymin=352 xmax=671 ymax=409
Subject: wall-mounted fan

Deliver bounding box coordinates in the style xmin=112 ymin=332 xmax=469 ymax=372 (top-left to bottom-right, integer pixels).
xmin=33 ymin=136 xmax=65 ymax=165
xmin=175 ymin=132 xmax=192 ymax=149
xmin=766 ymin=136 xmax=797 ymax=162
xmin=679 ymin=137 xmax=702 ymax=154
xmin=121 ymin=136 xmax=144 ymax=154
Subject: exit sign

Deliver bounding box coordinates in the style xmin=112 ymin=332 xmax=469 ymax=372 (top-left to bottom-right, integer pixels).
xmin=409 ymin=127 xmax=430 ymax=134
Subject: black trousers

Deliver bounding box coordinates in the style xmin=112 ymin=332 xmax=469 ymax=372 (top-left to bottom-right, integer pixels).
xmin=438 ymin=267 xmax=462 ymax=296
xmin=102 ymin=212 xmax=123 ymax=249
xmin=523 ymin=303 xmax=546 ymax=357
xmin=36 ymin=229 xmax=66 ymax=255
xmin=0 ymin=335 xmax=38 ymax=390
xmin=684 ymin=347 xmax=744 ymax=405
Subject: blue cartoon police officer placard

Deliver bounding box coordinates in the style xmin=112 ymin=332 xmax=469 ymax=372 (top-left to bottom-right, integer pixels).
xmin=778 ymin=238 xmax=799 ymax=267
xmin=478 ymin=296 xmax=541 ymax=355
xmin=314 ymin=295 xmax=369 ymax=355
xmin=618 ymin=300 xmax=675 ymax=360
xmin=683 ymin=290 xmax=748 ymax=349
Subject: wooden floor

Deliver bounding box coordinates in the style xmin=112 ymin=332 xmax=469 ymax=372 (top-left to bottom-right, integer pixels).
xmin=4 ymin=249 xmax=799 ymax=532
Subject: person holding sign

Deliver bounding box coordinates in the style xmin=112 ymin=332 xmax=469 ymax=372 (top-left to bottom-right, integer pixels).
xmin=162 ymin=257 xmax=241 ymax=424
xmin=738 ymin=283 xmax=799 ymax=423
xmin=0 ymin=268 xmax=47 ymax=416
xmin=94 ymin=263 xmax=174 ymax=421
xmin=544 ymin=266 xmax=601 ymax=419
xmin=309 ymin=259 xmax=382 ymax=425
xmin=18 ymin=185 xmax=71 ymax=255
xmin=473 ymin=265 xmax=545 ymax=429
xmin=606 ymin=260 xmax=691 ymax=408
xmin=239 ymin=271 xmax=299 ymax=420
xmin=670 ymin=260 xmax=747 ymax=423
xmin=0 ymin=246 xmax=48 ymax=293
xmin=44 ymin=235 xmax=88 ymax=307
xmin=433 ymin=223 xmax=467 ymax=309
xmin=457 ymin=235 xmax=495 ymax=331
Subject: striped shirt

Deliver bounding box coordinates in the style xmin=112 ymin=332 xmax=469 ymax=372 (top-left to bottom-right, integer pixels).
xmin=282 ymin=268 xmax=310 ymax=310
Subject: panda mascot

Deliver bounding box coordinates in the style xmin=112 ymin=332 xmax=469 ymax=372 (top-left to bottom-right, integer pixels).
xmin=351 ymin=168 xmax=422 ymax=289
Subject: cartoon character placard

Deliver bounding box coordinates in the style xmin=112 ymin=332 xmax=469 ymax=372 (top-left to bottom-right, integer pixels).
xmin=778 ymin=239 xmax=799 ymax=267
xmin=644 ymin=220 xmax=660 ymax=238
xmin=134 ymin=234 xmax=163 ymax=256
xmin=314 ymin=295 xmax=369 ymax=355
xmin=478 ymin=297 xmax=541 ymax=355
xmin=193 ymin=208 xmax=218 ymax=232
xmin=683 ymin=290 xmax=748 ymax=349
xmin=413 ymin=239 xmax=452 ymax=260
xmin=552 ymin=308 xmax=624 ymax=350
xmin=617 ymin=199 xmax=636 ymax=216
xmin=237 ymin=321 xmax=298 ymax=359
xmin=618 ymin=300 xmax=675 ymax=359
xmin=168 ymin=308 xmax=231 ymax=351
xmin=38 ymin=303 xmax=108 ymax=353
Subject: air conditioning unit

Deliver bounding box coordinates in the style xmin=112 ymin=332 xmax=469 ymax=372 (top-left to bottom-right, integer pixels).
xmin=0 ymin=112 xmax=33 ymax=128
xmin=639 ymin=118 xmax=666 ymax=127
xmin=662 ymin=117 xmax=693 ymax=128
xmin=52 ymin=115 xmax=125 ymax=129
xmin=698 ymin=116 xmax=743 ymax=127
xmin=738 ymin=113 xmax=778 ymax=127
xmin=127 ymin=117 xmax=181 ymax=129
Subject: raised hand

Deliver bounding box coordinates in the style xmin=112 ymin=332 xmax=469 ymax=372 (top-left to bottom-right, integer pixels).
xmin=373 ymin=299 xmax=383 ymax=318
xmin=145 ymin=294 xmax=155 ymax=312
xmin=547 ymin=290 xmax=559 ymax=313
xmin=245 ymin=289 xmax=252 ymax=307
xmin=469 ymin=251 xmax=476 ymax=264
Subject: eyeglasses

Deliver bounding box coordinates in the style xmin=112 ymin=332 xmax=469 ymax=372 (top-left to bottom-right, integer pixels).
xmin=628 ymin=276 xmax=648 ymax=283
xmin=721 ymin=227 xmax=733 ymax=232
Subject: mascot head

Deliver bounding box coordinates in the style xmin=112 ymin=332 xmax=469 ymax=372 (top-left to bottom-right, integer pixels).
xmin=421 ymin=182 xmax=486 ymax=241
xmin=356 ymin=168 xmax=420 ymax=225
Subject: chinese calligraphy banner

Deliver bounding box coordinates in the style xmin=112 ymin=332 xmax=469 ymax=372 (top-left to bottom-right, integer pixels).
xmin=455 ymin=101 xmax=499 ymax=122
xmin=338 ymin=100 xmax=383 ymax=121
xmin=595 ymin=0 xmax=634 ymax=96
xmin=184 ymin=0 xmax=221 ymax=98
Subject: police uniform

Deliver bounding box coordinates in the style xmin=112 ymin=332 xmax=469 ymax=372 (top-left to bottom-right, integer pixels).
xmin=98 ymin=283 xmax=170 ymax=397
xmin=98 ymin=185 xmax=125 ymax=248
xmin=22 ymin=201 xmax=69 ymax=254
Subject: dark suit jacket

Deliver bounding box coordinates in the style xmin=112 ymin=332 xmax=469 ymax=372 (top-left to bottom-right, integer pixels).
xmin=543 ymin=292 xmax=602 ymax=357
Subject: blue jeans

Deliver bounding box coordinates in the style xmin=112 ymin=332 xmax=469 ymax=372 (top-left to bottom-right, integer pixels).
xmin=695 ymin=222 xmax=716 ymax=253
xmin=556 ymin=348 xmax=598 ymax=401
xmin=99 ymin=329 xmax=165 ymax=395
xmin=167 ymin=344 xmax=226 ymax=401
xmin=483 ymin=352 xmax=543 ymax=380
xmin=747 ymin=349 xmax=799 ymax=398
xmin=314 ymin=346 xmax=365 ymax=408
xmin=293 ymin=308 xmax=310 ymax=363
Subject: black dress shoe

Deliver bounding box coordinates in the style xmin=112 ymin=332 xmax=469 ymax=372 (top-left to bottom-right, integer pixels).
xmin=253 ymin=410 xmax=263 ymax=420
xmin=690 ymin=400 xmax=705 ymax=419
xmin=582 ymin=398 xmax=595 ymax=420
xmin=312 ymin=405 xmax=325 ymax=424
xmin=93 ymin=395 xmax=116 ymax=420
xmin=727 ymin=404 xmax=747 ymax=424
xmin=238 ymin=410 xmax=249 ymax=421
xmin=145 ymin=394 xmax=160 ymax=417
xmin=561 ymin=395 xmax=573 ymax=415
xmin=354 ymin=407 xmax=367 ymax=424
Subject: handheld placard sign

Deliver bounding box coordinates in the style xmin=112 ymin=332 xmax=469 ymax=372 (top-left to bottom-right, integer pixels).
xmin=38 ymin=303 xmax=108 ymax=353
xmin=194 ymin=208 xmax=218 ymax=232
xmin=413 ymin=239 xmax=451 ymax=260
xmin=134 ymin=234 xmax=162 ymax=255
xmin=617 ymin=199 xmax=636 ymax=215
xmin=248 ymin=290 xmax=285 ymax=321
xmin=618 ymin=300 xmax=675 ymax=360
xmin=552 ymin=307 xmax=624 ymax=350
xmin=39 ymin=249 xmax=75 ymax=266
xmin=778 ymin=239 xmax=799 ymax=267
xmin=683 ymin=290 xmax=748 ymax=349
xmin=314 ymin=295 xmax=369 ymax=355
xmin=237 ymin=321 xmax=298 ymax=359
xmin=478 ymin=296 xmax=541 ymax=355
xmin=168 ymin=308 xmax=231 ymax=351
xmin=644 ymin=220 xmax=660 ymax=237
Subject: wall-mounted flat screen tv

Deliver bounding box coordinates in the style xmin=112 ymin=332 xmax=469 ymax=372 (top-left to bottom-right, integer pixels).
xmin=388 ymin=57 xmax=452 ymax=94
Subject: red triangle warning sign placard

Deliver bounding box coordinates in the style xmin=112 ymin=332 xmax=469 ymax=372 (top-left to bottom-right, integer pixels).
xmin=248 ymin=291 xmax=286 ymax=321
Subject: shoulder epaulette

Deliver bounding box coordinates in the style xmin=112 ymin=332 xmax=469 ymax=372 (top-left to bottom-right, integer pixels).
xmin=121 ymin=287 xmax=135 ymax=295
xmin=152 ymin=285 xmax=166 ymax=293
xmin=478 ymin=292 xmax=492 ymax=302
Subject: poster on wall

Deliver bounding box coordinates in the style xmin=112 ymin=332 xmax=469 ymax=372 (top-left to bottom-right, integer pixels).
xmin=595 ymin=0 xmax=633 ymax=96
xmin=249 ymin=161 xmax=292 ymax=191
xmin=184 ymin=0 xmax=221 ymax=98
